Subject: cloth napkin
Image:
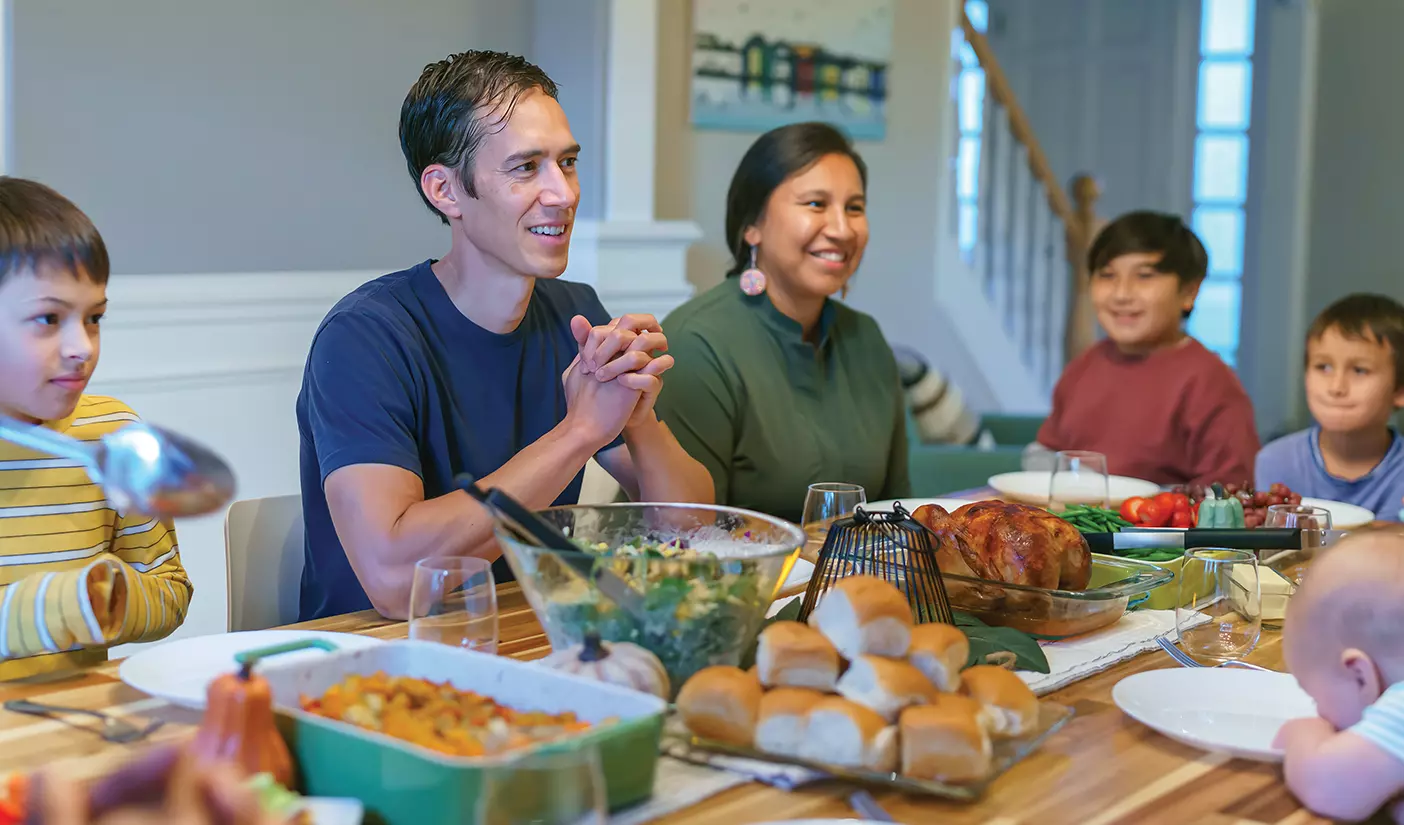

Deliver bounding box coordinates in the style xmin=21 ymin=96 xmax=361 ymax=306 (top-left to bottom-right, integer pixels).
xmin=1019 ymin=608 xmax=1208 ymax=695
xmin=609 ymin=756 xmax=755 ymax=825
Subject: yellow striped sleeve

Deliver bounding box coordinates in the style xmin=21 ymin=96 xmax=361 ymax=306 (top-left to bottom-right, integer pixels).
xmin=109 ymin=515 xmax=191 ymax=644
xmin=0 ymin=552 xmax=192 ymax=661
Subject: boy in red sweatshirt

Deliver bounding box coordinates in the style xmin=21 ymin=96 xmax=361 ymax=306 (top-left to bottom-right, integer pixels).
xmin=1035 ymin=211 xmax=1259 ymax=486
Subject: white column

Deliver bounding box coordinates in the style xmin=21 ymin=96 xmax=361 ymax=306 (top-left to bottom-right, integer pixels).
xmin=603 ymin=0 xmax=658 ymax=222
xmin=565 ymin=0 xmax=701 ymax=319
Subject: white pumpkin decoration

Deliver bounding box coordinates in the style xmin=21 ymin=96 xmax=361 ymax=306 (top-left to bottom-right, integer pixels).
xmin=540 ymin=632 xmax=670 ymax=699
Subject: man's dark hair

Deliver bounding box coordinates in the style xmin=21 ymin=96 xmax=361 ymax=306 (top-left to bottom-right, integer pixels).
xmin=399 ymin=51 xmax=559 ymax=225
xmin=724 ymin=122 xmax=868 ymax=277
xmin=1087 ymin=210 xmax=1208 ymax=319
xmin=0 ymin=177 xmax=109 ymax=287
xmin=1306 ymin=293 xmax=1404 ymax=390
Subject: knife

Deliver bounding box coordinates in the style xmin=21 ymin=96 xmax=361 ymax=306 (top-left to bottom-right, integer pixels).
xmin=1084 ymin=528 xmax=1349 ymax=555
xmin=456 ymin=474 xmax=647 ymax=618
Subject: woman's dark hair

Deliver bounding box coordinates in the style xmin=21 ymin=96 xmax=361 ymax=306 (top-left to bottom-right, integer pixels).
xmin=400 ymin=51 xmax=559 ymax=225
xmin=0 ymin=177 xmax=109 ymax=286
xmin=724 ymin=122 xmax=868 ymax=277
xmin=1087 ymin=210 xmax=1208 ymax=319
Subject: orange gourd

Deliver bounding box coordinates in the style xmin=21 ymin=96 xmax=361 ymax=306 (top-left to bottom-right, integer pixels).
xmin=189 ymin=661 xmax=294 ymax=787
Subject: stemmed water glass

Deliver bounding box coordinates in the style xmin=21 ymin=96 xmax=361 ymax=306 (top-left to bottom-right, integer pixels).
xmin=1048 ymin=450 xmax=1110 ymax=511
xmin=801 ymin=483 xmax=866 ymax=550
xmin=1264 ymin=503 xmax=1333 ymax=586
xmin=1176 ymin=548 xmax=1262 ymax=664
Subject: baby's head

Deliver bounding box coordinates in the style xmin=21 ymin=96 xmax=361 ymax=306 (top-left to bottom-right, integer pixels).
xmin=1284 ymin=529 xmax=1404 ymax=729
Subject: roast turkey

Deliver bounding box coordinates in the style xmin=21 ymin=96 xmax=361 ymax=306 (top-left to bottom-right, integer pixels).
xmin=911 ymin=501 xmax=1091 ymax=591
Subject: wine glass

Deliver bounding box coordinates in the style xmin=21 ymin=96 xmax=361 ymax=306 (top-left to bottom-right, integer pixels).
xmin=1264 ymin=503 xmax=1333 ymax=586
xmin=801 ymin=483 xmax=866 ymax=551
xmin=479 ymin=746 xmax=608 ymax=824
xmin=1176 ymin=548 xmax=1262 ymax=664
xmin=409 ymin=556 xmax=498 ymax=653
xmin=1047 ymin=450 xmax=1110 ymax=512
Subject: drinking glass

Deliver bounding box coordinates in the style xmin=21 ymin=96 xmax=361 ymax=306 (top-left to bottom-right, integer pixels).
xmin=479 ymin=746 xmax=608 ymax=824
xmin=1047 ymin=450 xmax=1110 ymax=511
xmin=409 ymin=556 xmax=498 ymax=653
xmin=801 ymin=483 xmax=866 ymax=550
xmin=1264 ymin=503 xmax=1334 ymax=586
xmin=1176 ymin=548 xmax=1262 ymax=664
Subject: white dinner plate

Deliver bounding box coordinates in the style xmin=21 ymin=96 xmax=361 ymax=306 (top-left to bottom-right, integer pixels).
xmin=781 ymin=558 xmax=814 ymax=592
xmin=120 ymin=630 xmax=384 ymax=709
xmin=1299 ymin=496 xmax=1375 ymax=529
xmin=988 ymin=471 xmax=1160 ymax=507
xmin=1112 ymin=667 xmax=1317 ymax=762
xmin=863 ymin=497 xmax=981 ymax=513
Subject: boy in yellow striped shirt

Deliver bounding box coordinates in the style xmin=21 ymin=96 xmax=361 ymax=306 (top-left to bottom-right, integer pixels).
xmin=0 ymin=178 xmax=192 ymax=679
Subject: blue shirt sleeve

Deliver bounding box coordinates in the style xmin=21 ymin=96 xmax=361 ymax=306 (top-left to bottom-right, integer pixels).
xmin=305 ymin=313 xmax=423 ymax=484
xmin=1349 ymin=681 xmax=1404 ymax=763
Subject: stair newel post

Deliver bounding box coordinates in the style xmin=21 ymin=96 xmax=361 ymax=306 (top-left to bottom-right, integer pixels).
xmin=1063 ymin=173 xmax=1103 ymax=365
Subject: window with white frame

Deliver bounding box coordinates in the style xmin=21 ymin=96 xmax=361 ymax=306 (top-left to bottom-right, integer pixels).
xmin=1188 ymin=0 xmax=1254 ymax=367
xmin=952 ymin=1 xmax=988 ymax=260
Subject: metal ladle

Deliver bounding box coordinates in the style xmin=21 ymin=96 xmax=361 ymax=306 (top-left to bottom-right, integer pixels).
xmin=0 ymin=414 xmax=236 ymax=518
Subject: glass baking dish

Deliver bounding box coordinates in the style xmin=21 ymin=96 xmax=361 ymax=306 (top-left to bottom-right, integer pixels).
xmin=940 ymin=556 xmax=1173 ymax=639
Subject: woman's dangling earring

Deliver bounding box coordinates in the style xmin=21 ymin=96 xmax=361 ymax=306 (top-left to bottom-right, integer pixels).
xmin=738 ymin=245 xmax=767 ymax=296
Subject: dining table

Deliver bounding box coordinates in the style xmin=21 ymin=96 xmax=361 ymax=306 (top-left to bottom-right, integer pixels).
xmin=0 ymin=572 xmax=1350 ymax=825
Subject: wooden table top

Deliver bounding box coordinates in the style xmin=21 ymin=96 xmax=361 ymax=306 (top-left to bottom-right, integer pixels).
xmin=0 ymin=583 xmax=1340 ymax=825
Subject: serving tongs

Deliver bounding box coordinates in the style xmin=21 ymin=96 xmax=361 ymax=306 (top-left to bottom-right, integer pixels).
xmin=456 ymin=474 xmax=647 ymax=618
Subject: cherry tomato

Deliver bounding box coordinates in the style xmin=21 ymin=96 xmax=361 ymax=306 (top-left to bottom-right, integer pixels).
xmin=1191 ymin=501 xmax=1200 ymax=527
xmin=1120 ymin=496 xmax=1148 ymax=523
xmin=1152 ymin=492 xmax=1178 ymax=512
xmin=1170 ymin=510 xmax=1193 ymax=529
xmin=1168 ymin=493 xmax=1191 ymax=515
xmin=1139 ymin=500 xmax=1171 ymax=528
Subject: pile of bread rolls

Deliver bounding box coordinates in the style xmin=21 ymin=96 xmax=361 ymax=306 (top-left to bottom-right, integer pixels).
xmin=676 ymin=575 xmax=1038 ymax=783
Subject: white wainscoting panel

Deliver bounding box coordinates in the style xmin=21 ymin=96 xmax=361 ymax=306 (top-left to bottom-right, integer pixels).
xmin=97 ymin=269 xmax=378 ymax=655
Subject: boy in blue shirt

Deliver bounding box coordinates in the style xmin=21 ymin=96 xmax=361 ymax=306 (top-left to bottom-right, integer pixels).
xmin=1256 ymin=294 xmax=1404 ymax=521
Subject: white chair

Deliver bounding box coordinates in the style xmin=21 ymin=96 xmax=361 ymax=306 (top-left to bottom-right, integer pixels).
xmin=224 ymin=494 xmax=305 ymax=632
xmin=578 ymin=457 xmax=622 ymax=505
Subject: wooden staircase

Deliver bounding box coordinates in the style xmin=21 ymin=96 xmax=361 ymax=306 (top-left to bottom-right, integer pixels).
xmin=956 ymin=10 xmax=1102 ymax=391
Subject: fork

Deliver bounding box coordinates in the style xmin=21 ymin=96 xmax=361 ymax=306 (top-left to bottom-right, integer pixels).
xmin=849 ymin=790 xmax=896 ymax=822
xmin=1156 ymin=636 xmax=1273 ymax=672
xmin=4 ymin=699 xmax=164 ymax=743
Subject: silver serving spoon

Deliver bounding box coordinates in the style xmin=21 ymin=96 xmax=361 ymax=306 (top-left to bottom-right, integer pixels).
xmin=0 ymin=413 xmax=235 ymax=518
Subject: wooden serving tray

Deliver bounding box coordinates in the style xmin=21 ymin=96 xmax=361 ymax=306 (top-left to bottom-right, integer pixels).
xmin=662 ymin=700 xmax=1074 ymax=801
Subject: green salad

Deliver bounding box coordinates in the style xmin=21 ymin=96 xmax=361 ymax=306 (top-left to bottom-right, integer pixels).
xmin=541 ymin=537 xmax=773 ymax=690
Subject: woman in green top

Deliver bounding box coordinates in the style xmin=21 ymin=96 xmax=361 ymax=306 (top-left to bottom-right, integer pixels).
xmin=654 ymin=122 xmax=911 ymax=523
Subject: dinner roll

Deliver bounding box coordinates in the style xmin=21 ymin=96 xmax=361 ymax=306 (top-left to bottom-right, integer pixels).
xmin=754 ymin=687 xmax=826 ymax=758
xmin=959 ymin=665 xmax=1039 ymax=738
xmin=808 ymin=575 xmax=914 ymax=659
xmin=799 ymin=696 xmax=898 ymax=773
xmin=755 ymin=621 xmax=841 ymax=691
xmin=676 ymin=666 xmax=763 ymax=746
xmin=835 ymin=655 xmax=938 ymax=722
xmin=899 ymin=694 xmax=993 ymax=783
xmin=907 ymin=623 xmax=970 ymax=692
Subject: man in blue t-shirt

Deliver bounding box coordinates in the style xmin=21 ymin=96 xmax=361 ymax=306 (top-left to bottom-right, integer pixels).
xmin=295 ymin=51 xmax=714 ymax=621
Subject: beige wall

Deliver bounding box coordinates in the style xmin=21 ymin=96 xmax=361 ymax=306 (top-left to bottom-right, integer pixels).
xmin=654 ymin=0 xmax=998 ymax=408
xmin=13 ymin=0 xmax=533 ymax=276
xmin=1305 ymin=0 xmax=1404 ymax=316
